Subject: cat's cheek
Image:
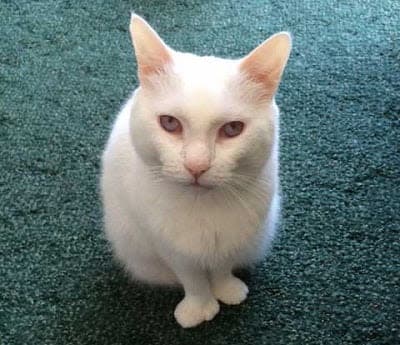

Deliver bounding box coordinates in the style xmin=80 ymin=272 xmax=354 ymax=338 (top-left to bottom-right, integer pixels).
xmin=157 ymin=141 xmax=187 ymax=177
xmin=130 ymin=130 xmax=159 ymax=166
xmin=211 ymin=150 xmax=241 ymax=179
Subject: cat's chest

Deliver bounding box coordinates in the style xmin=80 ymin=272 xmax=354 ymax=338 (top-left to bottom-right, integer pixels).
xmin=143 ymin=186 xmax=270 ymax=264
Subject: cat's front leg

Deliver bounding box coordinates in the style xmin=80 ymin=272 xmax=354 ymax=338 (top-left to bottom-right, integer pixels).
xmin=210 ymin=265 xmax=249 ymax=305
xmin=169 ymin=258 xmax=219 ymax=328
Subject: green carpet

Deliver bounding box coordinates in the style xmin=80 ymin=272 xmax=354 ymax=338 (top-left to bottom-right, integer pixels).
xmin=1 ymin=0 xmax=399 ymax=344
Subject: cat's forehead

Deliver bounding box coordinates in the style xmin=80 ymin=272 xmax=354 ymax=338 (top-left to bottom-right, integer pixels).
xmin=172 ymin=53 xmax=240 ymax=118
xmin=173 ymin=52 xmax=237 ymax=83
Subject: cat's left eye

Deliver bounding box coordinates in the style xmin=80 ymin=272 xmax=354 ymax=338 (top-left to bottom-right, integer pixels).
xmin=159 ymin=115 xmax=182 ymax=134
xmin=219 ymin=121 xmax=245 ymax=138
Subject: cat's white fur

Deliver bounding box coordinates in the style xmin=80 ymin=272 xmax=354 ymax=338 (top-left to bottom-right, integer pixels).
xmin=101 ymin=14 xmax=291 ymax=328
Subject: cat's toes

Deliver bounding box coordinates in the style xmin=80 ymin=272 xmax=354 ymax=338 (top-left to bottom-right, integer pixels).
xmin=211 ymin=276 xmax=249 ymax=305
xmin=174 ymin=296 xmax=220 ymax=328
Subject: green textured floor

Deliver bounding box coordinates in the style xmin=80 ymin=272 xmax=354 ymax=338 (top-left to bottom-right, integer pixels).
xmin=1 ymin=1 xmax=399 ymax=344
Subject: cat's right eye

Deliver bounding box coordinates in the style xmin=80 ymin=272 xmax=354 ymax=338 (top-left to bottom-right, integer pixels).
xmin=159 ymin=115 xmax=182 ymax=134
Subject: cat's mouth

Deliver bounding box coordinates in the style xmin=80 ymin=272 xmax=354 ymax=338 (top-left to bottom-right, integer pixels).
xmin=188 ymin=181 xmax=214 ymax=189
xmin=160 ymin=170 xmax=217 ymax=189
xmin=187 ymin=179 xmax=215 ymax=190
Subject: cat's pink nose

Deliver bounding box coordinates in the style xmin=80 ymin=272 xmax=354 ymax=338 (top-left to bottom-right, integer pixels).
xmin=184 ymin=162 xmax=210 ymax=179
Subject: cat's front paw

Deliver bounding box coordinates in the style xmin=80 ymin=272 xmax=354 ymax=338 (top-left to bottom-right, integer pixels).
xmin=174 ymin=296 xmax=220 ymax=328
xmin=211 ymin=276 xmax=249 ymax=305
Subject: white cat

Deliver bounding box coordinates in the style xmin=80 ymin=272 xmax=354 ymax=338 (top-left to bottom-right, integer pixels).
xmin=100 ymin=14 xmax=291 ymax=328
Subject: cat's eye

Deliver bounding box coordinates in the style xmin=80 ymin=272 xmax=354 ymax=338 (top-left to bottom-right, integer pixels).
xmin=159 ymin=115 xmax=182 ymax=134
xmin=219 ymin=121 xmax=245 ymax=138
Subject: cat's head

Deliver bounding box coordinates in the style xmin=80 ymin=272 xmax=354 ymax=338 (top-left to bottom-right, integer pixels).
xmin=129 ymin=15 xmax=291 ymax=189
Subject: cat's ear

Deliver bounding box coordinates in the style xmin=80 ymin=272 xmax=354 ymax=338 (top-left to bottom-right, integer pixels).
xmin=129 ymin=14 xmax=173 ymax=84
xmin=240 ymin=32 xmax=292 ymax=97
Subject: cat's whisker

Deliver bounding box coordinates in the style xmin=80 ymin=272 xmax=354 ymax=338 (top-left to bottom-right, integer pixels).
xmin=228 ymin=174 xmax=264 ymax=190
xmin=222 ymin=183 xmax=259 ymax=222
xmin=223 ymin=175 xmax=272 ymax=211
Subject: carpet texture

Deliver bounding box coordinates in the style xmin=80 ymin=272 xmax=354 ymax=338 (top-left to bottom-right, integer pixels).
xmin=1 ymin=1 xmax=399 ymax=344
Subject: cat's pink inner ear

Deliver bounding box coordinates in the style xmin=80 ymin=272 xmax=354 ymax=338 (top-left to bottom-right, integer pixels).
xmin=129 ymin=14 xmax=173 ymax=82
xmin=240 ymin=32 xmax=292 ymax=97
